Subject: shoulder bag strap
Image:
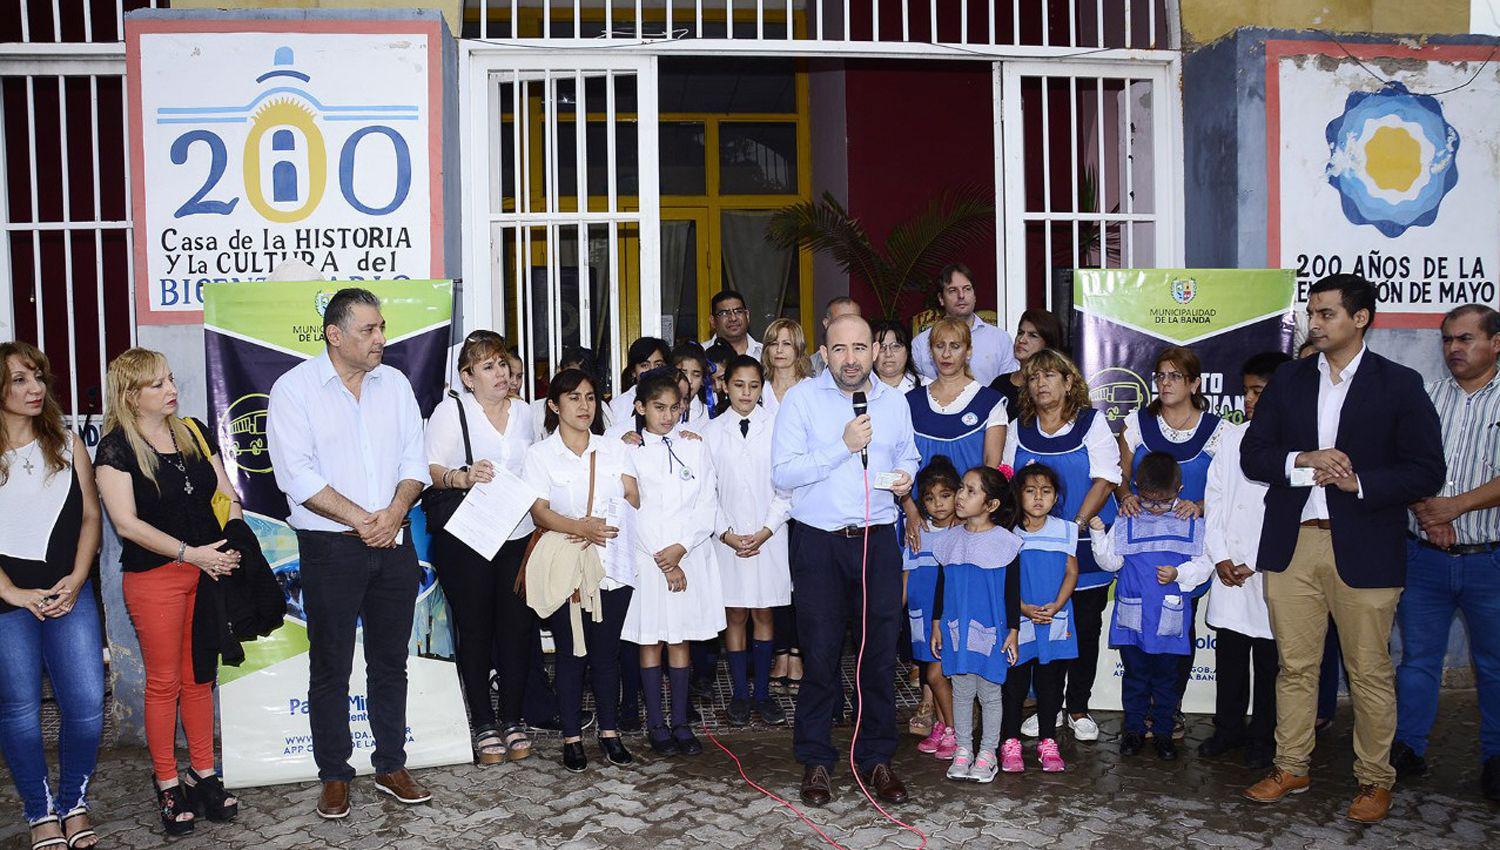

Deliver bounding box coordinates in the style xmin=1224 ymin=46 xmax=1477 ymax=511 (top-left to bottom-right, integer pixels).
xmin=182 ymin=417 xmax=213 ymax=457
xmin=585 ymin=448 xmax=598 ymax=517
xmin=452 ymin=390 xmax=474 ymax=467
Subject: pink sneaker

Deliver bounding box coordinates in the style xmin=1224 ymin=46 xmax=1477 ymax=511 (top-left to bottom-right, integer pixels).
xmin=916 ymin=721 xmax=946 ymax=754
xmin=1000 ymin=737 xmax=1025 ymax=773
xmin=934 ymin=726 xmax=959 ymax=760
xmin=1038 ymin=738 xmax=1066 ymax=772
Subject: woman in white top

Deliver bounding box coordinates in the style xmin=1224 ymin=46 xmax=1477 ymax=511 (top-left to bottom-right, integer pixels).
xmin=619 ymin=370 xmax=724 ymax=756
xmin=425 ymin=331 xmax=538 ymax=765
xmin=703 ymin=356 xmax=792 ymax=727
xmin=607 ymin=337 xmax=671 ymax=426
xmin=872 ymin=319 xmax=923 ymax=394
xmin=0 ymin=342 xmax=104 ymax=850
xmin=523 ymin=368 xmax=641 ymax=773
xmin=530 ymin=348 xmax=610 ymax=442
xmin=758 ymin=318 xmax=813 ymax=416
xmin=1116 ymin=345 xmax=1227 ymax=518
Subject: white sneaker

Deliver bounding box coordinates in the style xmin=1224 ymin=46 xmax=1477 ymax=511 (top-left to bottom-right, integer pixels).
xmin=1021 ymin=710 xmax=1064 ymax=738
xmin=946 ymin=748 xmax=974 ymax=780
xmin=968 ymin=749 xmax=999 ymax=784
xmin=1067 ymin=712 xmax=1100 ymax=742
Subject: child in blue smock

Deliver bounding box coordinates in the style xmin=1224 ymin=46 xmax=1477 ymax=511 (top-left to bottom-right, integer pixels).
xmin=929 ymin=466 xmax=1022 ymax=784
xmin=1089 ymin=451 xmax=1214 ymax=762
xmin=1001 ymin=463 xmax=1079 ymax=774
xmin=907 ymin=456 xmax=962 ymax=760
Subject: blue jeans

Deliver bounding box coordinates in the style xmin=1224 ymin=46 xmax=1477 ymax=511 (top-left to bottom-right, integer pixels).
xmin=1395 ymin=541 xmax=1500 ymax=761
xmin=0 ymin=582 xmax=105 ymax=823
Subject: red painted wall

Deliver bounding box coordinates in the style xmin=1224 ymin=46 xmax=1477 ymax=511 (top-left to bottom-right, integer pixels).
xmin=843 ymin=59 xmax=997 ymax=321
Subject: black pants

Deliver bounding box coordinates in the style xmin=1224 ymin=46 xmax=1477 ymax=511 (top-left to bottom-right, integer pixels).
xmin=1173 ymin=595 xmax=1204 ymax=706
xmin=1064 ymin=585 xmax=1109 ymax=715
xmin=1214 ymin=627 xmax=1279 ymax=745
xmin=791 ymin=523 xmax=901 ymax=772
xmin=432 ymin=533 xmax=532 ymax=733
xmin=545 ymin=586 xmax=633 ymax=737
xmin=1003 ymin=659 xmax=1066 ymax=740
xmin=520 ymin=619 xmax=559 ymax=724
xmin=297 ymin=531 xmax=419 ymax=782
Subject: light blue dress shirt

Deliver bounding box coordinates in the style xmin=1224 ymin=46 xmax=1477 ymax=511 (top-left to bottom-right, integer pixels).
xmin=267 ymin=352 xmax=431 ymax=532
xmin=771 ymin=368 xmax=921 ymax=531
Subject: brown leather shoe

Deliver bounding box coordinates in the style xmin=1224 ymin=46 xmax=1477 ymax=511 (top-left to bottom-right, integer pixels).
xmin=316 ymin=780 xmax=350 ymax=819
xmin=799 ymin=765 xmax=833 ymax=807
xmin=1346 ymin=784 xmax=1392 ymax=823
xmin=1242 ymin=768 xmax=1311 ymax=803
xmin=373 ymin=769 xmax=432 ymax=804
xmin=860 ymin=763 xmax=909 ymax=805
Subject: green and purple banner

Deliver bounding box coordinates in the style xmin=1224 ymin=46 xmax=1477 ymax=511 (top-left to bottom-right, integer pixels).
xmin=203 ymin=280 xmax=468 ymax=788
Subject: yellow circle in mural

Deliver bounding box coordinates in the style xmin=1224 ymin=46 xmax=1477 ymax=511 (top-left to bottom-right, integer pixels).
xmin=1363 ymin=125 xmax=1422 ymax=193
xmin=242 ymin=99 xmax=326 ymax=223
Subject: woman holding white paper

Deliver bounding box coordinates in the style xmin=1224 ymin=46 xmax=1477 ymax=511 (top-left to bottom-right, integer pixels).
xmin=523 ymin=368 xmax=641 ymax=773
xmin=426 ymin=330 xmax=539 ymax=766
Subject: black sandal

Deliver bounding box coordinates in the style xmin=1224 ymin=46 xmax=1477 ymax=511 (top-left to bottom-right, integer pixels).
xmin=153 ymin=778 xmax=194 ymax=836
xmin=501 ymin=723 xmax=532 ymax=762
xmin=27 ymin=815 xmax=66 ymax=850
xmin=472 ymin=725 xmax=507 ymax=766
xmin=183 ymin=769 xmax=238 ymax=822
xmin=60 ymin=808 xmax=97 ymax=850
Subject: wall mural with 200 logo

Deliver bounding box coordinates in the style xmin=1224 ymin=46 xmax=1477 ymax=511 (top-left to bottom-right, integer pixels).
xmin=126 ymin=19 xmax=446 ymax=324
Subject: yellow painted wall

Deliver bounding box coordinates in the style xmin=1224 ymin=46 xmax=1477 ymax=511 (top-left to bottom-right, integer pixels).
xmin=1181 ymin=0 xmax=1469 ymax=46
xmin=170 ymin=0 xmax=464 ymax=36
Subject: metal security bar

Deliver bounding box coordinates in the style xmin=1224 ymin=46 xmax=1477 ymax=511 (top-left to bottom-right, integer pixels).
xmin=462 ymin=52 xmax=661 ymax=400
xmin=997 ymin=58 xmax=1183 ymax=322
xmin=464 ymin=0 xmax=1178 ymax=53
xmin=1 ymin=1 xmax=151 ymax=416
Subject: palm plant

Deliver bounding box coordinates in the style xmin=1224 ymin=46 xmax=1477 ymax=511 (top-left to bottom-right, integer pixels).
xmin=766 ymin=184 xmax=995 ymax=320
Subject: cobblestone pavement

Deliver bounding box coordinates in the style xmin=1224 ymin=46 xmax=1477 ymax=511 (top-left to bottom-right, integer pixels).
xmin=3 ymin=691 xmax=1497 ymax=849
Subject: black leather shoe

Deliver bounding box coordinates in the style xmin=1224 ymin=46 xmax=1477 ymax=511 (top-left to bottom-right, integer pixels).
xmin=1120 ymin=731 xmax=1145 ymax=756
xmin=726 ymin=697 xmax=752 ymax=726
xmin=756 ymin=699 xmax=787 ymax=726
xmin=800 ymin=765 xmax=833 ymax=807
xmin=599 ymin=735 xmax=634 ymax=766
xmin=648 ymin=727 xmax=679 ymax=756
xmin=1198 ymin=733 xmax=1244 ymax=758
xmin=1155 ymin=738 xmax=1178 ymax=761
xmin=1482 ymin=755 xmax=1500 ymax=802
xmin=673 ymin=725 xmax=704 ymax=756
xmin=561 ymin=741 xmax=587 ymax=773
xmin=1390 ymin=740 xmax=1427 ymax=779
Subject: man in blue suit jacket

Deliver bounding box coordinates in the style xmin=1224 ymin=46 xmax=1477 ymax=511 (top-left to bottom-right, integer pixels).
xmin=1238 ymin=274 xmax=1444 ymax=824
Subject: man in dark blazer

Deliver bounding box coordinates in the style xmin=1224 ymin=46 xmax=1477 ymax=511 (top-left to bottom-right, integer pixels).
xmin=1238 ymin=274 xmax=1444 ymax=824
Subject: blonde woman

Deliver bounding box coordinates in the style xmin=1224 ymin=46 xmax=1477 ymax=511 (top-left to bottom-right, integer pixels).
xmin=0 ymin=342 xmax=103 ymax=850
xmin=95 ymin=349 xmax=243 ymax=836
xmin=759 ymin=317 xmax=814 ymax=416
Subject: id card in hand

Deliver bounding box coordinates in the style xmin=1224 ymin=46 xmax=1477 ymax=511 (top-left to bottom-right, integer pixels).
xmin=872 ymin=471 xmax=903 ymax=490
xmin=1290 ymin=467 xmax=1317 ymax=488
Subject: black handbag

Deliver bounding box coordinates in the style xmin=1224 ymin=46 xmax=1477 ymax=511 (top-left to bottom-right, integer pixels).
xmin=420 ymin=390 xmax=471 ymax=534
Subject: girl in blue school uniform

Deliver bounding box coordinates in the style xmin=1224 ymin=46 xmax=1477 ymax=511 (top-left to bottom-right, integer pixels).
xmin=929 ymin=466 xmax=1023 ymax=784
xmin=906 ymin=456 xmax=962 ymax=761
xmin=1088 ymin=451 xmax=1215 ymax=762
xmin=1001 ymin=463 xmax=1079 ymax=773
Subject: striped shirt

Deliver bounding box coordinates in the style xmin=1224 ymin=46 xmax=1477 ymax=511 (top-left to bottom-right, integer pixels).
xmin=1410 ymin=373 xmax=1500 ymax=545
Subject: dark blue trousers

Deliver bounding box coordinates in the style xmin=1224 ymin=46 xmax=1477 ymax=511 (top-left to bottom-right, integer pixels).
xmin=790 ymin=523 xmax=901 ymax=772
xmin=1120 ymin=645 xmax=1180 ymax=736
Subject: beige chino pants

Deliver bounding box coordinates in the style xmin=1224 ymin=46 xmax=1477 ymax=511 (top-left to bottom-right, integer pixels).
xmin=1263 ymin=526 xmax=1402 ymax=789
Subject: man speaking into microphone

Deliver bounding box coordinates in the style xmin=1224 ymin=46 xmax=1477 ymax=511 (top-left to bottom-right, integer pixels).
xmin=772 ymin=314 xmax=921 ymax=807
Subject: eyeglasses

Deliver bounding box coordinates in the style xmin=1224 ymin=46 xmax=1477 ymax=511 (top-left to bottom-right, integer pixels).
xmin=878 ymin=342 xmax=906 ymax=353
xmin=713 ymin=307 xmax=750 ymax=319
xmin=1137 ymin=495 xmax=1180 ymax=513
xmin=1151 ymin=371 xmax=1187 ymax=385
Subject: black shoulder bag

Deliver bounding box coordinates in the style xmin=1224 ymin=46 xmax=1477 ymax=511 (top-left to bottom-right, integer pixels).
xmin=420 ymin=390 xmax=471 ymax=534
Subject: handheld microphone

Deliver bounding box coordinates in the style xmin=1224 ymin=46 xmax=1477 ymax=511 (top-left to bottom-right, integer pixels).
xmin=852 ymin=390 xmax=869 ymax=468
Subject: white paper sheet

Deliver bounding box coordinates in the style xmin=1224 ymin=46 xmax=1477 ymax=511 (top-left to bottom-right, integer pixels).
xmin=444 ymin=468 xmax=540 ymax=560
xmin=595 ymin=496 xmax=638 ymax=587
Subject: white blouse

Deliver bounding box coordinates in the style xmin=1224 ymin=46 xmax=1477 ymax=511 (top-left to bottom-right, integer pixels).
xmin=1121 ymin=408 xmax=1228 ymax=457
xmin=923 ymin=379 xmax=1009 ymax=429
xmin=426 ymin=393 xmax=537 ymax=540
xmin=760 ymin=376 xmax=810 ymax=417
xmin=522 ymin=432 xmax=634 ymax=590
xmin=0 ymin=440 xmax=74 ymax=561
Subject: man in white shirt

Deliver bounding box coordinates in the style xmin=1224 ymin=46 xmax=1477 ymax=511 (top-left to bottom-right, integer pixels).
xmin=267 ymin=288 xmax=433 ymax=819
xmin=1202 ymin=350 xmax=1291 ymax=770
xmin=911 ymin=264 xmax=1019 ymax=386
xmin=701 ymin=289 xmax=762 ymax=358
